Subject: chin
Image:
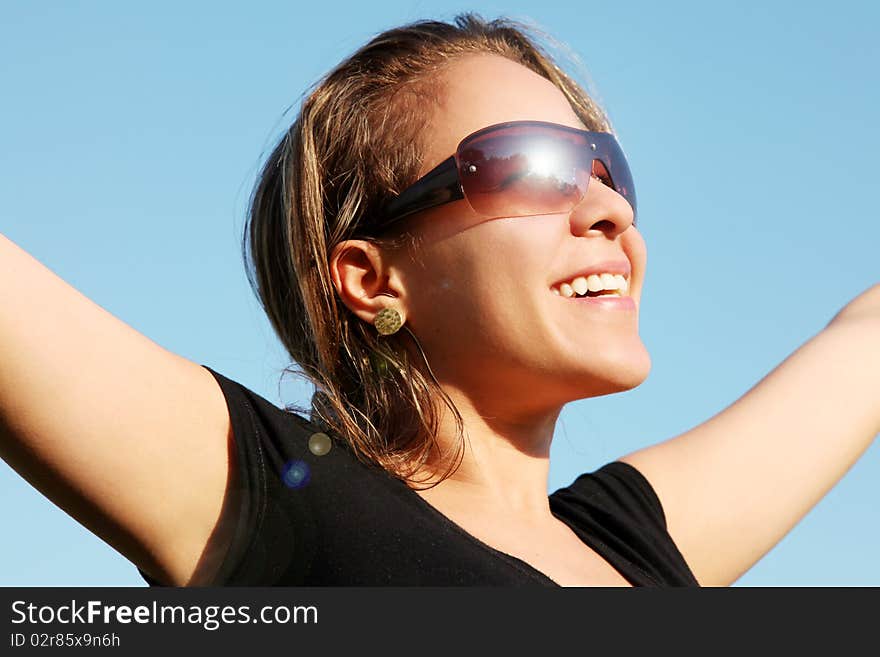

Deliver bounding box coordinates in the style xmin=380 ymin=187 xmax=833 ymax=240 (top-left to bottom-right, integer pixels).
xmin=575 ymin=343 xmax=652 ymax=398
xmin=606 ymin=359 xmax=651 ymax=392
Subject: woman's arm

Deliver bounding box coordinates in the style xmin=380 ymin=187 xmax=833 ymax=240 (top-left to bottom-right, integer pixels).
xmin=0 ymin=233 xmax=236 ymax=586
xmin=826 ymin=283 xmax=880 ymax=328
xmin=620 ymin=283 xmax=880 ymax=586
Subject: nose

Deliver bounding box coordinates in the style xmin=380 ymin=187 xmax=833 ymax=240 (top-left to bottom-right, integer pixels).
xmin=568 ymin=175 xmax=636 ymax=239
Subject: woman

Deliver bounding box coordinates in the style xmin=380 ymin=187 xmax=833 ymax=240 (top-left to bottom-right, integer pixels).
xmin=0 ymin=14 xmax=877 ymax=587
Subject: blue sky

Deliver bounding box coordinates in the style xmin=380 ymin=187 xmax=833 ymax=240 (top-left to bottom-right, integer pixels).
xmin=1 ymin=1 xmax=877 ymax=586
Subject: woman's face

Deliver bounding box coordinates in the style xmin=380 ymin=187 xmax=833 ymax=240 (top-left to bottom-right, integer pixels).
xmin=360 ymin=53 xmax=649 ymax=414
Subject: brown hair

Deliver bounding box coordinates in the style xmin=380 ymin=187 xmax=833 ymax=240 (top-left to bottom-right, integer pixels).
xmin=243 ymin=13 xmax=612 ymax=488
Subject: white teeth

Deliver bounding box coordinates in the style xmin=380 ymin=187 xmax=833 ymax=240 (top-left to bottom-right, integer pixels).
xmin=586 ymin=274 xmax=603 ymax=292
xmin=553 ymin=271 xmax=630 ymax=297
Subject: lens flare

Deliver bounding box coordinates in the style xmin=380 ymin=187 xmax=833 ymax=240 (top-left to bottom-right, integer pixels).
xmin=282 ymin=460 xmax=311 ymax=489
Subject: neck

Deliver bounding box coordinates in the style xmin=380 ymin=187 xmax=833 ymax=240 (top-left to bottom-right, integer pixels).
xmin=408 ymin=384 xmax=562 ymax=520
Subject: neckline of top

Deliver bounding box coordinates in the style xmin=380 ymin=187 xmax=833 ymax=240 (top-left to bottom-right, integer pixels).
xmin=386 ymin=472 xmax=645 ymax=587
xmin=294 ymin=415 xmax=650 ymax=586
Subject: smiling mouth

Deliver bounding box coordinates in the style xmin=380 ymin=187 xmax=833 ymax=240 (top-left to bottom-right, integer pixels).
xmin=551 ymin=288 xmax=636 ymax=311
xmin=551 ymin=272 xmax=629 ymax=298
xmin=553 ymin=288 xmax=624 ymax=298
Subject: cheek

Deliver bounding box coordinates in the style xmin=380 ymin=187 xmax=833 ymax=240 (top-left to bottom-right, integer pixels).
xmin=400 ymin=218 xmax=557 ymax=325
xmin=405 ymin=247 xmax=534 ymax=328
xmin=399 ymin=250 xmax=473 ymax=322
xmin=624 ymin=228 xmax=647 ymax=271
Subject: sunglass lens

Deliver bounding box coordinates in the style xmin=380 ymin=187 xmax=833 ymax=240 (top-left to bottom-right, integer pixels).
xmin=457 ymin=125 xmax=588 ymax=219
xmin=597 ymin=137 xmax=637 ymax=223
xmin=457 ymin=125 xmax=637 ymax=222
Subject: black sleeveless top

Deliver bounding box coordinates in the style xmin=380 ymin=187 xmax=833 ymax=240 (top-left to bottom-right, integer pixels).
xmin=138 ymin=366 xmax=699 ymax=587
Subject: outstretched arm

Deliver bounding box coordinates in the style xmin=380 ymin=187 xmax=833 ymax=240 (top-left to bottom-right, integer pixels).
xmin=620 ymin=284 xmax=880 ymax=586
xmin=0 ymin=233 xmax=236 ymax=586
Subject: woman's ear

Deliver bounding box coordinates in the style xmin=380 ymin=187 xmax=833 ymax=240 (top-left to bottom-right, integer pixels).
xmin=329 ymin=240 xmax=406 ymax=325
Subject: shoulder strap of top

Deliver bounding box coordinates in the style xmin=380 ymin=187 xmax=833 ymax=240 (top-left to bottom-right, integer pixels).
xmin=580 ymin=460 xmax=668 ymax=530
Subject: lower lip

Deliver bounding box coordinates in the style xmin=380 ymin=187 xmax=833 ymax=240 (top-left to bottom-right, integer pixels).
xmin=555 ymin=293 xmax=636 ymax=311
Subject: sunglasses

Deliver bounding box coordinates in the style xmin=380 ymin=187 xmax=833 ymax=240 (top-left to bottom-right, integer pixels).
xmin=371 ymin=120 xmax=637 ymax=232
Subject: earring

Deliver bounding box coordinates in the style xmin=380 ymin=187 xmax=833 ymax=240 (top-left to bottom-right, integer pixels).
xmin=374 ymin=307 xmax=403 ymax=335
